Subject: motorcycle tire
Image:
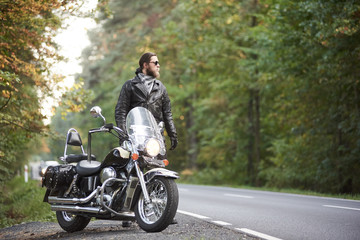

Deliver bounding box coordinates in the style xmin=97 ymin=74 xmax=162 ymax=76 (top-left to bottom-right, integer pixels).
xmin=134 ymin=176 xmax=179 ymax=232
xmin=56 ymin=211 xmax=91 ymax=233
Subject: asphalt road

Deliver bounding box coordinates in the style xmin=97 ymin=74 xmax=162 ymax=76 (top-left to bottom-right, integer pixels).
xmin=177 ymin=184 xmax=360 ymax=240
xmin=2 ymin=183 xmax=359 ymax=240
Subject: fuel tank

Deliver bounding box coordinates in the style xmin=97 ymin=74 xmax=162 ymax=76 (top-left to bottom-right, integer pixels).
xmin=102 ymin=147 xmax=130 ymax=168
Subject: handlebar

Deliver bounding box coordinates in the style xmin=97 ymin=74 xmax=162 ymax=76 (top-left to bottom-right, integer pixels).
xmin=89 ymin=123 xmax=128 ymax=140
xmin=104 ymin=123 xmax=114 ymax=129
xmin=112 ymin=125 xmax=129 ymax=140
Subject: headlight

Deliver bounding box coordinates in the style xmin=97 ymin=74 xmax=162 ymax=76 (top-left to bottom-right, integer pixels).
xmin=145 ymin=138 xmax=160 ymax=157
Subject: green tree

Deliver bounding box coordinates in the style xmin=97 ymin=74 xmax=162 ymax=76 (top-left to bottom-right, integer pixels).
xmin=258 ymin=0 xmax=360 ymax=193
xmin=152 ymin=0 xmax=270 ymax=185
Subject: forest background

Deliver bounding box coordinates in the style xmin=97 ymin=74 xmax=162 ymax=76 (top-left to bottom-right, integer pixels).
xmin=1 ymin=0 xmax=360 ymax=198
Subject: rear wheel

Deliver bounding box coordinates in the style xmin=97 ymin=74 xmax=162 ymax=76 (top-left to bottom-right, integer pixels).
xmin=56 ymin=211 xmax=91 ymax=233
xmin=134 ymin=177 xmax=178 ymax=232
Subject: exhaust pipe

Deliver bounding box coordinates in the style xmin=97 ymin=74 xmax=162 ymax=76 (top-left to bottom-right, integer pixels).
xmin=48 ymin=189 xmax=98 ymax=204
xmin=51 ymin=205 xmax=105 ymax=214
xmin=48 ymin=177 xmax=125 ymax=205
xmin=51 ymin=205 xmax=136 ymax=218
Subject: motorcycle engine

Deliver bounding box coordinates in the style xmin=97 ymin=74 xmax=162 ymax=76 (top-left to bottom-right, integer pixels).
xmin=100 ymin=167 xmax=116 ymax=184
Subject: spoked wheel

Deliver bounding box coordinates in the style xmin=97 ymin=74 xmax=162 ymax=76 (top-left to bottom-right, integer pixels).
xmin=56 ymin=211 xmax=91 ymax=233
xmin=135 ymin=177 xmax=179 ymax=232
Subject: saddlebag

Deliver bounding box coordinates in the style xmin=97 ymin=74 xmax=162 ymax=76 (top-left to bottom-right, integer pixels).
xmin=42 ymin=165 xmax=76 ymax=193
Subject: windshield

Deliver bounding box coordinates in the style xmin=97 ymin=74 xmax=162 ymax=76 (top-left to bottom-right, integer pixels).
xmin=126 ymin=107 xmax=165 ymax=155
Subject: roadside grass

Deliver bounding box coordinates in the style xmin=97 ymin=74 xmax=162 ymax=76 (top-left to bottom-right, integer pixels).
xmin=224 ymin=184 xmax=360 ymax=201
xmin=0 ymin=176 xmax=56 ymax=228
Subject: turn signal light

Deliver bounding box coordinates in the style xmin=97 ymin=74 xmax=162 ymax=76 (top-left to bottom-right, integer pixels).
xmin=163 ymin=159 xmax=169 ymax=166
xmin=132 ymin=153 xmax=139 ymax=160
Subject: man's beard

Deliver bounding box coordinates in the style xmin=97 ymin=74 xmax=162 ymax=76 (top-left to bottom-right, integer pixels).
xmin=146 ymin=68 xmax=160 ymax=78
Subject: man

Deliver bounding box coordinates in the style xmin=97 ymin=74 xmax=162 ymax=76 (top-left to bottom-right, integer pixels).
xmin=115 ymin=52 xmax=178 ymax=151
xmin=115 ymin=53 xmax=178 ymax=227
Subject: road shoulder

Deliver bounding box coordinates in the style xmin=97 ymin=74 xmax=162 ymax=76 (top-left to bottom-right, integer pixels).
xmin=0 ymin=213 xmax=258 ymax=240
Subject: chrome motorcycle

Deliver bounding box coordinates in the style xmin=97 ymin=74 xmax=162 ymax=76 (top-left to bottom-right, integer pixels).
xmin=42 ymin=106 xmax=179 ymax=233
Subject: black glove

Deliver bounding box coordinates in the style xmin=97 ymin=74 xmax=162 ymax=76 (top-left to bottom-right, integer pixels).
xmin=170 ymin=137 xmax=178 ymax=150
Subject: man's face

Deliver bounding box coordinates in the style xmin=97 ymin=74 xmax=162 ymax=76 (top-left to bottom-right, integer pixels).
xmin=145 ymin=56 xmax=160 ymax=78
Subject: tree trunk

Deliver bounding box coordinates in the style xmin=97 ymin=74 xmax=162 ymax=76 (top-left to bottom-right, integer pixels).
xmin=246 ymin=0 xmax=260 ymax=186
xmin=254 ymin=89 xmax=261 ymax=186
xmin=247 ymin=90 xmax=255 ymax=185
xmin=186 ymin=102 xmax=197 ymax=169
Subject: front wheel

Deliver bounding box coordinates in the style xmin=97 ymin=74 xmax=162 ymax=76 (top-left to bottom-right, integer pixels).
xmin=134 ymin=177 xmax=179 ymax=232
xmin=56 ymin=211 xmax=91 ymax=233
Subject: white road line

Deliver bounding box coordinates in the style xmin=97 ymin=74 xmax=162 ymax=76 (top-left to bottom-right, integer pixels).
xmin=236 ymin=228 xmax=283 ymax=240
xmin=224 ymin=193 xmax=254 ymax=199
xmin=323 ymin=205 xmax=360 ymax=211
xmin=179 ymin=209 xmax=281 ymax=240
xmin=177 ymin=210 xmax=210 ymax=219
xmin=212 ymin=220 xmax=232 ymax=226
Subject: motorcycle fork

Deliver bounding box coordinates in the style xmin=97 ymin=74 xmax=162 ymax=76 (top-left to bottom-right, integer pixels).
xmin=134 ymin=160 xmax=151 ymax=204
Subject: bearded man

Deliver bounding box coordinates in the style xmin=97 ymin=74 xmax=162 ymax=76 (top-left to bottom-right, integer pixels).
xmin=115 ymin=52 xmax=178 ymax=151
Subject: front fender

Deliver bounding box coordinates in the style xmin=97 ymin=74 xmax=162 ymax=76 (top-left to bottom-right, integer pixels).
xmin=130 ymin=168 xmax=179 ymax=211
xmin=144 ymin=168 xmax=179 ymax=183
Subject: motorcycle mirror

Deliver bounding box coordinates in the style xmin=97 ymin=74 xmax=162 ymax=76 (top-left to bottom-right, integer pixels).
xmin=90 ymin=106 xmax=106 ymax=124
xmin=90 ymin=106 xmax=102 ymax=118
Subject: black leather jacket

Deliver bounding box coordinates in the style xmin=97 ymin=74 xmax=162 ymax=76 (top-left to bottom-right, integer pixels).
xmin=115 ymin=74 xmax=177 ymax=140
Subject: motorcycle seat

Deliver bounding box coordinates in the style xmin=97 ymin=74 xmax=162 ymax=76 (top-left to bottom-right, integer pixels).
xmin=76 ymin=160 xmax=101 ymax=176
xmin=65 ymin=154 xmax=96 ymax=163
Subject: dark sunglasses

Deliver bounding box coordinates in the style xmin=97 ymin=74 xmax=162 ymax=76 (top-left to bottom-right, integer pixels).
xmin=149 ymin=61 xmax=160 ymax=66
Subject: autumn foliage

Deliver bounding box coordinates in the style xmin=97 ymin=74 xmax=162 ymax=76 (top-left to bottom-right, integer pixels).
xmin=0 ymin=0 xmax=79 ymax=181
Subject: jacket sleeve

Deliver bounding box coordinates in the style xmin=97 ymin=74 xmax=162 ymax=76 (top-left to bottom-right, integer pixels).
xmin=162 ymin=87 xmax=177 ymax=140
xmin=115 ymin=81 xmax=131 ymax=131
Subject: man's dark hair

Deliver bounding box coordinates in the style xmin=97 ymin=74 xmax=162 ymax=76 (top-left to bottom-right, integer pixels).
xmin=139 ymin=52 xmax=157 ymax=70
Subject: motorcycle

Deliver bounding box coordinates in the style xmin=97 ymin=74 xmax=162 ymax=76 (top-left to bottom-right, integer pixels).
xmin=42 ymin=106 xmax=179 ymax=233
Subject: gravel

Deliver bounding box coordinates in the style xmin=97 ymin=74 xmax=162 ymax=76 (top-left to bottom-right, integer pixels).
xmin=0 ymin=213 xmax=259 ymax=240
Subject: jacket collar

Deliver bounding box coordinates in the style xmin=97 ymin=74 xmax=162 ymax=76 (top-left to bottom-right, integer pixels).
xmin=132 ymin=74 xmax=160 ymax=84
xmin=132 ymin=74 xmax=161 ymax=96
